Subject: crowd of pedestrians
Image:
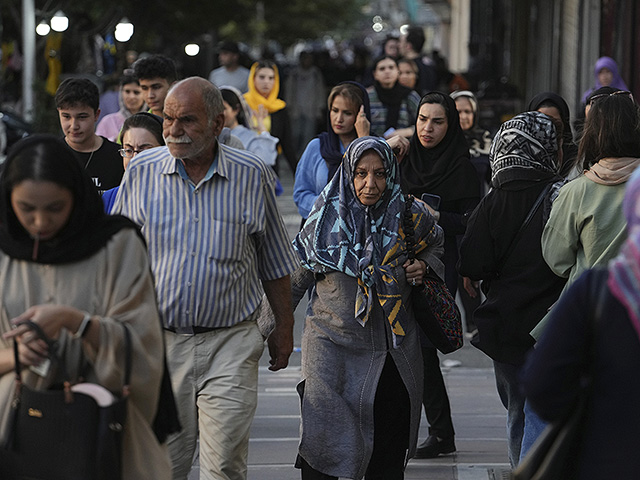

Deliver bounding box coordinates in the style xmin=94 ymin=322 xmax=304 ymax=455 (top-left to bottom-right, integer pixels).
xmin=0 ymin=29 xmax=638 ymax=480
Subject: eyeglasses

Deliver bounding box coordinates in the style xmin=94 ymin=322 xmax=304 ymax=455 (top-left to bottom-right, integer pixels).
xmin=587 ymin=90 xmax=634 ymax=106
xmin=118 ymin=148 xmax=149 ymax=158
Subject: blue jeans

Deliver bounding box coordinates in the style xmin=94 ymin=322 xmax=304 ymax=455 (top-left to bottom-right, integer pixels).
xmin=493 ymin=361 xmax=525 ymax=468
xmin=520 ymin=398 xmax=548 ymax=462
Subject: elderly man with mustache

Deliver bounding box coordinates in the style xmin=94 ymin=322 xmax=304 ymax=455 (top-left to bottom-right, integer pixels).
xmin=112 ymin=77 xmax=299 ymax=480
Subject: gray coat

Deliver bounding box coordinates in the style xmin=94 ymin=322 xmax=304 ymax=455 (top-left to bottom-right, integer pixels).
xmin=292 ymin=260 xmax=426 ymax=479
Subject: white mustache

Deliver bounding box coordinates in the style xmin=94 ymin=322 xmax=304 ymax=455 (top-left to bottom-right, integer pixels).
xmin=164 ymin=135 xmax=192 ymax=144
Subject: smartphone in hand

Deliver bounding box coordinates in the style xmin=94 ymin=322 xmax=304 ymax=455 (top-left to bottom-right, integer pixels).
xmin=421 ymin=193 xmax=441 ymax=210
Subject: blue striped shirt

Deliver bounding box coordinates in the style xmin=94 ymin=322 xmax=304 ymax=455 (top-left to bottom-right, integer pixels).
xmin=112 ymin=143 xmax=298 ymax=329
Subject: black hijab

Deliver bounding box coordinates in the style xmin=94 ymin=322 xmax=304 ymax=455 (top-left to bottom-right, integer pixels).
xmin=0 ymin=134 xmax=140 ymax=264
xmin=372 ymin=55 xmax=412 ymax=130
xmin=318 ymin=81 xmax=371 ymax=181
xmin=374 ymin=81 xmax=413 ymax=131
xmin=527 ymin=92 xmax=578 ymax=178
xmin=401 ymin=92 xmax=479 ymax=202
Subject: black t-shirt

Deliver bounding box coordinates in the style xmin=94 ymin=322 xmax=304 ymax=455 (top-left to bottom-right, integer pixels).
xmin=66 ymin=136 xmax=124 ymax=193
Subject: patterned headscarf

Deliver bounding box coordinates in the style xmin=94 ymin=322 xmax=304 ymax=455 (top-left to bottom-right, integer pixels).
xmin=490 ymin=111 xmax=560 ymax=188
xmin=294 ymin=136 xmax=437 ymax=346
xmin=608 ymin=167 xmax=640 ymax=344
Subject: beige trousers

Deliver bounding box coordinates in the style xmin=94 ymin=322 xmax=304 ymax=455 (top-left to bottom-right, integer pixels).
xmin=165 ymin=320 xmax=265 ymax=480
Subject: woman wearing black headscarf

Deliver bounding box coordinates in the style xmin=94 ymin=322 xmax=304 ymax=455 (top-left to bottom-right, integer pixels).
xmin=401 ymin=91 xmax=480 ymax=458
xmin=0 ymin=135 xmax=171 ymax=479
xmin=458 ymin=112 xmax=566 ymax=467
xmin=367 ymin=55 xmax=421 ymax=139
xmin=527 ymin=92 xmax=578 ymax=180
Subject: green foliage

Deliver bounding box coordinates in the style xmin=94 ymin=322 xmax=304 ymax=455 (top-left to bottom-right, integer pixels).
xmin=262 ymin=0 xmax=365 ymax=46
xmin=34 ymin=0 xmax=367 ymax=50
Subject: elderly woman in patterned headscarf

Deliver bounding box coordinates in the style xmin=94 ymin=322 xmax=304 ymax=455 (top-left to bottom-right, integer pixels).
xmin=287 ymin=136 xmax=443 ymax=479
xmin=458 ymin=112 xmax=567 ymax=467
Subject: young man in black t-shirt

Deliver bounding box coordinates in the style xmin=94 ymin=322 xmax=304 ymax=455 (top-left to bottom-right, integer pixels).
xmin=55 ymin=78 xmax=124 ymax=193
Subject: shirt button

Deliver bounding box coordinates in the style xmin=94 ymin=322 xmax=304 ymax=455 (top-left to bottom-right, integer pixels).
xmin=194 ymin=218 xmax=199 ymax=223
xmin=191 ymin=252 xmax=196 ymax=256
xmin=194 ymin=190 xmax=200 ymax=194
xmin=187 ymin=282 xmax=192 ymax=287
xmin=185 ymin=310 xmax=189 ymax=315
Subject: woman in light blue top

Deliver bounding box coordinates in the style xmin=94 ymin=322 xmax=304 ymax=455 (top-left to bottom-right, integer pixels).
xmin=293 ymin=82 xmax=371 ymax=221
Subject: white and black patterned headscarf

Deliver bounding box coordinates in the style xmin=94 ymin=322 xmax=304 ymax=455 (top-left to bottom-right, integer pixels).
xmin=490 ymin=111 xmax=560 ymax=188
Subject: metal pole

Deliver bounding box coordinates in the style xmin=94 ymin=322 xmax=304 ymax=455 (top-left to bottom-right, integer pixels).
xmin=22 ymin=0 xmax=36 ymax=123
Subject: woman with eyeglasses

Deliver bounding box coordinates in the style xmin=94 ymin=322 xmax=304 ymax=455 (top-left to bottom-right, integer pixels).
xmin=102 ymin=113 xmax=165 ymax=213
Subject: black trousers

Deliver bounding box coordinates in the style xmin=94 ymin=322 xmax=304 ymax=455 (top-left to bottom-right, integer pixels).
xmin=300 ymin=355 xmax=410 ymax=480
xmin=421 ymin=346 xmax=455 ymax=439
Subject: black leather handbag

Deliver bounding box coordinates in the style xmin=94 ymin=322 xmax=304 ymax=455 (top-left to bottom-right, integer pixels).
xmin=3 ymin=320 xmax=131 ymax=480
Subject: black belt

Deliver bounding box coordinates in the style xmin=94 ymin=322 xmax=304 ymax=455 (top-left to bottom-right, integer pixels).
xmin=164 ymin=325 xmax=222 ymax=335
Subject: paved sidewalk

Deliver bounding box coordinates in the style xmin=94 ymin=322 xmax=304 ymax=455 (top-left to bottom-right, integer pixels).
xmin=249 ymin=363 xmax=511 ymax=480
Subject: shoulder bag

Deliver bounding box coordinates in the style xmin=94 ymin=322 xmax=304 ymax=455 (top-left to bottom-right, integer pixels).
xmin=403 ymin=195 xmax=463 ymax=354
xmin=2 ymin=320 xmax=131 ymax=480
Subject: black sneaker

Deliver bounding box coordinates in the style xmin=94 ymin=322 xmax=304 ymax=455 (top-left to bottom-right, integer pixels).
xmin=414 ymin=435 xmax=456 ymax=459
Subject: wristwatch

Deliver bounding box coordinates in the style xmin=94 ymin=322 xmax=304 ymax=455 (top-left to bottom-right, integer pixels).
xmin=72 ymin=313 xmax=92 ymax=339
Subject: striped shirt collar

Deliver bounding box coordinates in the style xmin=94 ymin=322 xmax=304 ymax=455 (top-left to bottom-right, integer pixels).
xmin=159 ymin=140 xmax=230 ymax=188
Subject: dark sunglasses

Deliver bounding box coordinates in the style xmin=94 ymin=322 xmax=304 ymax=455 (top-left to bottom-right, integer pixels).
xmin=587 ymin=90 xmax=634 ymax=106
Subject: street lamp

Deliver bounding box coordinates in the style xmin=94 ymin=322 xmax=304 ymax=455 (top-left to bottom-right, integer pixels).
xmin=115 ymin=18 xmax=134 ymax=42
xmin=36 ymin=20 xmax=50 ymax=36
xmin=185 ymin=44 xmax=200 ymax=56
xmin=50 ymin=10 xmax=68 ymax=32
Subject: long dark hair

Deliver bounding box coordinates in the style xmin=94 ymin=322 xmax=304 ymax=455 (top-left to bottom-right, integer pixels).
xmin=578 ymin=94 xmax=640 ymax=170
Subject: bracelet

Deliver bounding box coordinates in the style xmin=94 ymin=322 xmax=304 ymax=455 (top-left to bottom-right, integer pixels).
xmin=72 ymin=313 xmax=92 ymax=339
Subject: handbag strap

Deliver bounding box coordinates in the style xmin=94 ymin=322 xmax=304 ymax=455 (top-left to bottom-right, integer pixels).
xmin=403 ymin=194 xmax=417 ymax=264
xmin=494 ymin=183 xmax=552 ymax=274
xmin=12 ymin=319 xmax=133 ymax=396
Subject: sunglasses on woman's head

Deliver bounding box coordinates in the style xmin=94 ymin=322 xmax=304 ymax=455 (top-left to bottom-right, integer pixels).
xmin=588 ymin=90 xmax=634 ymax=106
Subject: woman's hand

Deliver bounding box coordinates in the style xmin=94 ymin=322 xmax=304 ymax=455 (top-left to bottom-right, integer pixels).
xmin=463 ymin=277 xmax=480 ymax=298
xmin=403 ymin=259 xmax=427 ymax=286
xmin=355 ymin=106 xmax=371 ymax=138
xmin=386 ymin=135 xmax=410 ymax=162
xmin=4 ymin=305 xmax=85 ymax=342
xmin=388 ymin=125 xmax=415 ymax=139
xmin=16 ymin=338 xmax=49 ymax=367
xmin=414 ymin=197 xmax=441 ymax=222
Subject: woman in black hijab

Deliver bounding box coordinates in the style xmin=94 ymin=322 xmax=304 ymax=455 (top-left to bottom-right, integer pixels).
xmin=367 ymin=55 xmax=421 ymax=139
xmin=0 ymin=134 xmax=172 ymax=478
xmin=401 ymin=91 xmax=480 ymax=459
xmin=527 ymin=92 xmax=578 ymax=179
